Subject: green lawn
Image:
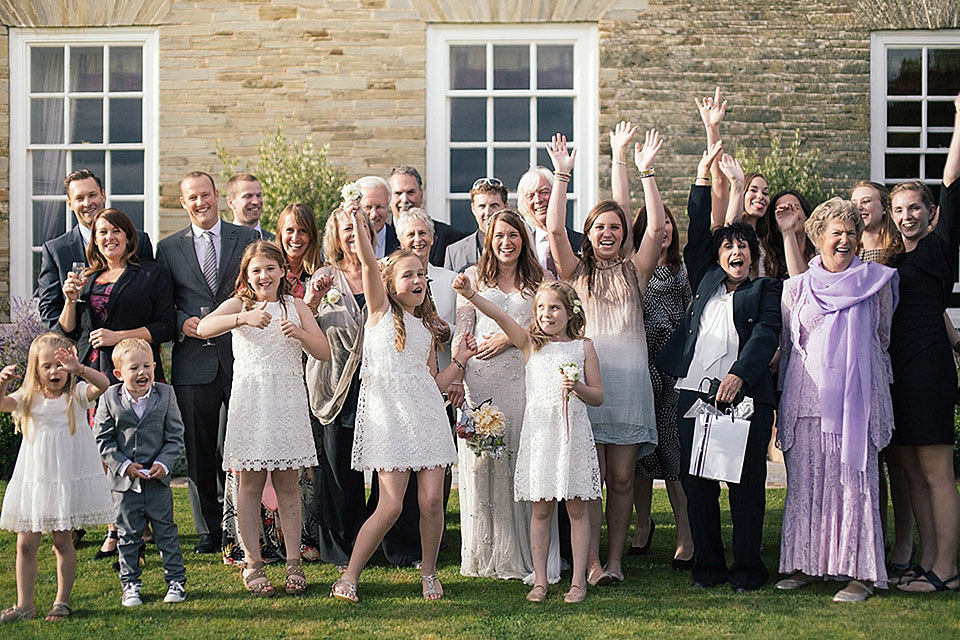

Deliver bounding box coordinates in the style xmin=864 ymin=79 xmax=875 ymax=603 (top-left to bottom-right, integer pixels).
xmin=1 ymin=484 xmax=958 ymax=639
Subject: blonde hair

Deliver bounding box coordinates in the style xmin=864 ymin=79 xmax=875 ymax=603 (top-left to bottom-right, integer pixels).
xmin=15 ymin=333 xmax=80 ymax=439
xmin=322 ymin=206 xmax=376 ymax=267
xmin=381 ymin=250 xmax=443 ymax=352
xmin=112 ymin=337 xmax=153 ymax=369
xmin=804 ymin=197 xmax=864 ymax=248
xmin=528 ymin=281 xmax=586 ymax=351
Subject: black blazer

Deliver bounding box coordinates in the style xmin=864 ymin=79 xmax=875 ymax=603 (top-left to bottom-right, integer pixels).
xmin=62 ymin=260 xmax=175 ymax=383
xmin=429 ymin=219 xmax=466 ymax=268
xmin=384 ymin=223 xmax=401 ymax=256
xmin=655 ymin=185 xmax=782 ymax=407
xmin=567 ymin=227 xmax=584 ymax=253
xmin=37 ymin=225 xmax=155 ymax=329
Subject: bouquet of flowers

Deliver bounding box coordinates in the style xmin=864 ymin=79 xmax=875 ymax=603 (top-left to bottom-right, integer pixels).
xmin=321 ymin=287 xmax=342 ymax=309
xmin=559 ymin=362 xmax=581 ymax=442
xmin=341 ymin=181 xmax=361 ymax=203
xmin=456 ymin=399 xmax=509 ymax=460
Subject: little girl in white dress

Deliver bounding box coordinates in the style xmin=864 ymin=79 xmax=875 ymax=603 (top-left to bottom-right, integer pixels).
xmin=453 ymin=277 xmax=602 ymax=604
xmin=0 ymin=333 xmax=112 ymax=623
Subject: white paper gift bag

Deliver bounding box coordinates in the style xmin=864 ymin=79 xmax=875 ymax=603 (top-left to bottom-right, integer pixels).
xmin=689 ymin=410 xmax=750 ymax=484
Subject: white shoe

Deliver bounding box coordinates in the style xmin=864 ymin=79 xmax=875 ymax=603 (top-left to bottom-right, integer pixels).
xmin=163 ymin=581 xmax=186 ymax=603
xmin=122 ymin=583 xmax=142 ymax=607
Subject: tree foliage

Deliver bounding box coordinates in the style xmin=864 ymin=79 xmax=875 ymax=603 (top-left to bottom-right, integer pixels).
xmin=736 ymin=131 xmax=826 ymax=206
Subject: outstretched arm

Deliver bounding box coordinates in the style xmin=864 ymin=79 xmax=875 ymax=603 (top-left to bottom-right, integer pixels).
xmin=545 ymin=134 xmax=581 ymax=280
xmin=56 ymin=346 xmax=109 ymax=402
xmin=774 ymin=199 xmax=809 ymax=277
xmin=945 ymin=92 xmax=960 ymax=188
xmin=717 ymin=153 xmax=745 ymax=226
xmin=452 ymin=274 xmax=531 ymax=359
xmin=349 ymin=204 xmax=388 ymax=317
xmin=697 ymin=87 xmax=728 ymax=217
xmin=631 ymin=129 xmax=666 ymax=290
xmin=610 ymin=121 xmax=638 ymax=216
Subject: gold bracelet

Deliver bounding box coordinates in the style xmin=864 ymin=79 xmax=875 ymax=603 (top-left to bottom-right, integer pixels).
xmin=553 ymin=171 xmax=572 ymax=183
xmin=235 ymin=312 xmax=241 ymax=328
xmin=638 ymin=167 xmax=655 ymax=178
xmin=453 ymin=359 xmax=465 ymax=371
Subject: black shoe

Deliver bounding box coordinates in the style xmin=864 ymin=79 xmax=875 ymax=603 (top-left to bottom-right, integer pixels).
xmin=672 ymin=556 xmax=695 ymax=571
xmin=732 ymin=584 xmax=761 ymax=593
xmin=692 ymin=580 xmax=718 ymax=589
xmin=628 ymin=519 xmax=655 ymax=556
xmin=193 ymin=535 xmax=218 ymax=554
xmin=95 ymin=530 xmax=119 ymax=560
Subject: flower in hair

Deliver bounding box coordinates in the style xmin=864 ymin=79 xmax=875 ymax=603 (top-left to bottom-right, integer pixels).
xmin=341 ymin=182 xmax=361 ymax=202
xmin=571 ymin=299 xmax=583 ymax=315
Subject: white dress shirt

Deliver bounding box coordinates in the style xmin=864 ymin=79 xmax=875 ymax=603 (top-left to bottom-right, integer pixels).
xmin=191 ymin=218 xmax=223 ymax=270
xmin=677 ymin=283 xmax=739 ymax=393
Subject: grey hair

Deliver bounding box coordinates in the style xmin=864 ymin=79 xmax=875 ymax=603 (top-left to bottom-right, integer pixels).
xmin=516 ymin=166 xmax=554 ymax=220
xmin=355 ymin=175 xmax=391 ymax=197
xmin=394 ymin=207 xmax=435 ymax=240
xmin=804 ymin=197 xmax=864 ymax=248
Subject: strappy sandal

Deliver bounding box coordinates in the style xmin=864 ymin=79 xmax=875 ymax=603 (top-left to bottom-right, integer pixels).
xmin=893 ymin=565 xmax=925 ymax=586
xmin=0 ymin=605 xmax=36 ymax=623
xmin=897 ymin=570 xmax=960 ymax=593
xmin=95 ymin=530 xmax=119 ymax=559
xmin=241 ymin=561 xmax=275 ymax=596
xmin=285 ymin=559 xmax=307 ymax=595
xmin=45 ymin=602 xmax=72 ymax=621
xmin=330 ymin=579 xmax=359 ymax=603
xmin=421 ymin=574 xmax=443 ymax=600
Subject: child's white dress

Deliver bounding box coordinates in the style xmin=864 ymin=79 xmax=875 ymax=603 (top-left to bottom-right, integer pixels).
xmin=352 ymin=311 xmax=457 ymax=472
xmin=0 ymin=382 xmax=113 ymax=532
xmin=223 ymin=297 xmax=318 ymax=471
xmin=514 ymin=340 xmax=601 ymax=501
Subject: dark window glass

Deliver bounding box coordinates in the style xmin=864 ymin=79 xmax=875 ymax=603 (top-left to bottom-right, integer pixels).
xmin=31 ymin=47 xmax=64 ymax=92
xmin=887 ymin=49 xmax=922 ymax=95
xmin=450 ymin=46 xmax=485 ymax=90
xmin=70 ymin=47 xmax=103 ymax=92
xmin=538 ymin=97 xmax=574 ymax=141
xmin=494 ymin=98 xmax=529 ymax=141
xmin=109 ymin=47 xmax=143 ymax=92
xmin=493 ymin=45 xmax=529 ymax=90
xmin=450 ymin=148 xmax=486 ymax=193
xmin=885 ymin=153 xmax=920 ymax=180
xmin=451 ymin=98 xmax=486 ymax=142
xmin=537 ymin=45 xmax=573 ymax=89
xmin=887 ymin=101 xmax=921 ymax=127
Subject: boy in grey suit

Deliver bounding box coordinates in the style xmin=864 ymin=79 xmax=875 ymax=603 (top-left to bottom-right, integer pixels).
xmin=96 ymin=338 xmax=186 ymax=607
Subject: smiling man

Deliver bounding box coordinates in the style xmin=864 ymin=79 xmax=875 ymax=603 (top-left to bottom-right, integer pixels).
xmin=516 ymin=166 xmax=582 ymax=276
xmin=443 ymin=177 xmax=508 ymax=273
xmin=225 ymin=173 xmax=273 ymax=240
xmin=388 ymin=165 xmax=464 ymax=267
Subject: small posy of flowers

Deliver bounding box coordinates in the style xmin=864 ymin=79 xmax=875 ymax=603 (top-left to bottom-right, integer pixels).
xmin=559 ymin=362 xmax=580 ymax=392
xmin=456 ymin=399 xmax=509 ymax=460
xmin=321 ymin=287 xmax=342 ymax=309
xmin=341 ymin=182 xmax=361 ymax=203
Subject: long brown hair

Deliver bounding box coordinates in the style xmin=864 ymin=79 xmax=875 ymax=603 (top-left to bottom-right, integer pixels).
xmin=475 ymin=209 xmax=543 ymax=294
xmin=381 ymin=250 xmax=443 ymax=352
xmin=850 ymin=180 xmax=902 ymax=265
xmin=757 ymin=190 xmax=817 ymax=279
xmin=632 ymin=204 xmax=681 ymax=272
xmin=16 ymin=333 xmax=80 ymax=439
xmin=86 ymin=208 xmax=140 ymax=274
xmin=234 ymin=241 xmax=293 ymax=312
xmin=528 ymin=281 xmax=586 ymax=351
xmin=276 ymin=203 xmax=323 ymax=275
xmin=579 ymin=199 xmax=630 ymax=295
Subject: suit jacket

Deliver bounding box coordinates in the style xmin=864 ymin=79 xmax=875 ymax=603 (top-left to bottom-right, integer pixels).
xmin=95 ymin=382 xmax=185 ymax=491
xmin=63 ymin=261 xmax=175 ymax=381
xmin=156 ymin=221 xmax=260 ymax=386
xmin=443 ymin=231 xmax=483 ymax=273
xmin=429 ymin=219 xmax=466 ymax=268
xmin=37 ymin=225 xmax=155 ymax=329
xmin=566 ymin=227 xmax=584 ymax=253
xmin=655 ymin=185 xmax=782 ymax=407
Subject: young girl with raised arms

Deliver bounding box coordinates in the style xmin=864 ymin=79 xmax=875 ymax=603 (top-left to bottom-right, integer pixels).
xmin=453 ymin=276 xmax=603 ymax=604
xmin=197 ymin=241 xmax=331 ymax=596
xmin=329 ymin=206 xmax=477 ymax=604
xmin=0 ymin=333 xmax=113 ymax=623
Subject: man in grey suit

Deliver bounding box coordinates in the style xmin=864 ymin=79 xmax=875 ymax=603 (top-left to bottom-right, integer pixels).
xmin=156 ymin=171 xmax=259 ymax=553
xmin=225 ymin=173 xmax=275 ymax=241
xmin=95 ymin=338 xmax=186 ymax=606
xmin=443 ymin=177 xmax=508 ymax=273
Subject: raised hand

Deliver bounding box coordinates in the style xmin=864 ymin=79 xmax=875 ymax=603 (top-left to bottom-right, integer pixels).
xmin=609 ymin=121 xmax=638 ymax=160
xmin=635 ymin=129 xmax=664 ymax=172
xmin=0 ymin=364 xmax=18 ymax=386
xmin=775 ymin=198 xmax=803 ymax=233
xmin=452 ymin=273 xmax=475 ymax=300
xmin=54 ymin=346 xmax=82 ymax=374
xmin=62 ymin=272 xmax=83 ymax=303
xmin=547 ymin=133 xmax=577 ymax=174
xmin=696 ymin=86 xmax=727 ymax=129
xmin=717 ymin=153 xmax=744 ymax=187
xmin=697 ymin=140 xmax=724 ymax=178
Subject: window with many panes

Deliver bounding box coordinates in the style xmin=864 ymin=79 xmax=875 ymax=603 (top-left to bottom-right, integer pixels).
xmin=426 ymin=25 xmax=598 ymax=234
xmin=9 ymin=29 xmax=158 ymax=299
xmin=871 ymin=31 xmax=960 ymax=199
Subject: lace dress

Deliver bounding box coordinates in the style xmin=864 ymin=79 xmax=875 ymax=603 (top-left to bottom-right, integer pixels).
xmin=222 ymin=297 xmax=318 ymax=472
xmin=571 ymin=258 xmax=657 ymax=453
xmin=352 ymin=311 xmax=456 ymax=472
xmin=0 ymin=382 xmax=113 ymax=532
xmin=777 ymin=278 xmax=895 ymax=588
xmin=514 ymin=340 xmax=601 ymax=502
xmin=453 ymin=269 xmax=535 ymax=580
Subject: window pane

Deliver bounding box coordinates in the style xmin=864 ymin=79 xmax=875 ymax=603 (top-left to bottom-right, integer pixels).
xmin=928 ymin=131 xmax=953 ymax=148
xmin=33 ymin=200 xmax=66 ymax=246
xmin=885 ymin=153 xmax=920 ymax=180
xmin=450 ymin=98 xmax=486 ymax=142
xmin=493 ymin=45 xmax=529 ymax=90
xmin=72 ymin=150 xmax=105 ymax=183
xmin=494 ymin=148 xmax=530 ymax=192
xmin=114 ymin=200 xmax=144 ymax=229
xmin=538 ymin=97 xmax=574 ymax=141
xmin=31 ymin=47 xmax=64 ymax=92
xmin=31 ymin=98 xmax=64 ymax=143
xmin=70 ymin=98 xmax=103 ymax=143
xmin=32 ymin=150 xmax=66 ymax=195
xmin=928 ymin=101 xmax=956 ymax=128
xmin=494 ymin=98 xmax=529 ymax=141
xmin=109 ymin=98 xmax=142 ymax=143
xmin=450 ymin=148 xmax=486 ymax=193
xmin=538 ymin=147 xmax=575 ymax=190
xmin=887 ymin=49 xmax=921 ymax=95
xmin=449 ymin=200 xmax=474 ymax=235
xmin=70 ymin=47 xmax=103 ymax=92
xmin=450 ymin=45 xmax=485 ymax=90
xmin=537 ymin=45 xmax=573 ymax=90
xmin=887 ymin=101 xmax=921 ymax=127
xmin=928 ymin=49 xmax=960 ymax=96
xmin=926 ymin=153 xmax=947 ymax=180
xmin=112 ymin=150 xmax=145 ymax=195
xmin=110 ymin=47 xmax=143 ymax=91
xmin=887 ymin=131 xmax=919 ymax=147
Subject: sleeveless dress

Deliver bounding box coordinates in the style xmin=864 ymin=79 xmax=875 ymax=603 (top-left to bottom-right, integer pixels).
xmin=0 ymin=382 xmax=113 ymax=532
xmin=222 ymin=297 xmax=318 ymax=472
xmin=514 ymin=340 xmax=601 ymax=501
xmin=352 ymin=311 xmax=457 ymax=472
xmin=454 ymin=270 xmax=535 ymax=579
xmin=571 ymin=258 xmax=657 ymax=453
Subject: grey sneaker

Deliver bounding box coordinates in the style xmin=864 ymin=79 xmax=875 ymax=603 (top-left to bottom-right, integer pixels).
xmin=163 ymin=581 xmax=186 ymax=603
xmin=122 ymin=583 xmax=142 ymax=607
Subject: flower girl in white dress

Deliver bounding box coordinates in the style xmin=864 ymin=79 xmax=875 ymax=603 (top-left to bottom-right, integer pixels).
xmin=453 ymin=277 xmax=603 ymax=604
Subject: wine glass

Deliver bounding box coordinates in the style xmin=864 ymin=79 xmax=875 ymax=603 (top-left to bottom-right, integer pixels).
xmin=199 ymin=306 xmax=215 ymax=346
xmin=71 ymin=261 xmax=86 ymax=305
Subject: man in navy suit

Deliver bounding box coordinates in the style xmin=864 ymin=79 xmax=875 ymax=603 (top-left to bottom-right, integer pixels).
xmin=37 ymin=169 xmax=154 ymax=329
xmin=388 ymin=165 xmax=464 ymax=267
xmin=225 ymin=173 xmax=275 ymax=241
xmin=156 ymin=171 xmax=259 ymax=553
xmin=357 ymin=176 xmax=399 ymax=259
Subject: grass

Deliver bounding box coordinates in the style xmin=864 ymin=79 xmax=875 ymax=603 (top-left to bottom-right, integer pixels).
xmin=1 ymin=484 xmax=959 ymax=639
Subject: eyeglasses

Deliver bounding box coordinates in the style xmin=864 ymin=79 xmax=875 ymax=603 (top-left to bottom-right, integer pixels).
xmin=472 ymin=177 xmax=504 ymax=190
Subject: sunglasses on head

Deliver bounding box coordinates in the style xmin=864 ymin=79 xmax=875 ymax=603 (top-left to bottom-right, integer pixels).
xmin=472 ymin=177 xmax=504 ymax=190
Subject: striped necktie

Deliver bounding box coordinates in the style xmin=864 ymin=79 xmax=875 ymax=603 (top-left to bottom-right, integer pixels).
xmin=201 ymin=231 xmax=218 ymax=293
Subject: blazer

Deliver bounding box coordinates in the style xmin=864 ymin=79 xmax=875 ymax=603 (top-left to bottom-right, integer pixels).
xmin=95 ymin=382 xmax=185 ymax=491
xmin=383 ymin=223 xmax=400 ymax=256
xmin=443 ymin=231 xmax=483 ymax=273
xmin=37 ymin=225 xmax=155 ymax=329
xmin=63 ymin=260 xmax=176 ymax=381
xmin=655 ymin=185 xmax=782 ymax=407
xmin=156 ymin=222 xmax=260 ymax=386
xmin=429 ymin=219 xmax=466 ymax=268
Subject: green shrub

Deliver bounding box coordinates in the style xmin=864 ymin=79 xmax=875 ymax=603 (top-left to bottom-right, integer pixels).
xmin=217 ymin=123 xmax=348 ymax=237
xmin=736 ymin=131 xmax=827 ymax=206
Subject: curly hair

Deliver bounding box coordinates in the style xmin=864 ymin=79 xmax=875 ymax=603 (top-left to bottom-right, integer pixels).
xmin=528 ymin=281 xmax=587 ymax=351
xmin=475 ymin=209 xmax=543 ymax=294
xmin=381 ymin=250 xmax=443 ymax=352
xmin=711 ymin=222 xmax=761 ymax=272
xmin=804 ymin=197 xmax=863 ymax=249
xmin=234 ymin=241 xmax=293 ymax=313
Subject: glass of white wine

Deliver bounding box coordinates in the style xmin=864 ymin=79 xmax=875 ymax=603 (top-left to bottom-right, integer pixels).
xmin=199 ymin=306 xmax=215 ymax=346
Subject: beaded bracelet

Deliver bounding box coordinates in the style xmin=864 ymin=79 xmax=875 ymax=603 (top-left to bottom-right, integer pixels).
xmin=638 ymin=167 xmax=655 ymax=178
xmin=613 ymin=160 xmax=627 ymax=166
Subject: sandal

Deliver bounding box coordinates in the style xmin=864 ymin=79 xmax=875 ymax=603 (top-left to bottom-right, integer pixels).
xmin=330 ymin=579 xmax=359 ymax=603
xmin=564 ymin=584 xmax=586 ymax=603
xmin=285 ymin=559 xmax=307 ymax=595
xmin=526 ymin=584 xmax=547 ymax=602
xmin=45 ymin=602 xmax=72 ymax=621
xmin=0 ymin=605 xmax=36 ymax=623
xmin=241 ymin=561 xmax=275 ymax=596
xmin=421 ymin=574 xmax=443 ymax=600
xmin=897 ymin=570 xmax=960 ymax=593
xmin=893 ymin=565 xmax=926 ymax=586
xmin=95 ymin=530 xmax=119 ymax=560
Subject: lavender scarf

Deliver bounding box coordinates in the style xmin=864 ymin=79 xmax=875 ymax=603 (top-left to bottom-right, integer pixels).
xmin=798 ymin=255 xmax=898 ymax=483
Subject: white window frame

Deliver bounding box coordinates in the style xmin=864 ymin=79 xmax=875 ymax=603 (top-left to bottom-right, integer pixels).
xmin=9 ymin=27 xmax=159 ymax=301
xmin=870 ymin=30 xmax=960 ymax=186
xmin=425 ymin=24 xmax=599 ymax=231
